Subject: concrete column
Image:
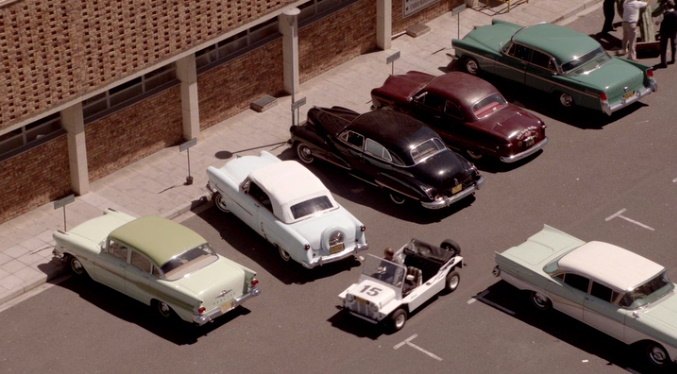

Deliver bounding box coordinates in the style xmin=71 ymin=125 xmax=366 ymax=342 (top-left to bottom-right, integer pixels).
xmin=278 ymin=8 xmax=300 ymax=95
xmin=377 ymin=0 xmax=392 ymax=50
xmin=176 ymin=54 xmax=200 ymax=140
xmin=60 ymin=103 xmax=89 ymax=195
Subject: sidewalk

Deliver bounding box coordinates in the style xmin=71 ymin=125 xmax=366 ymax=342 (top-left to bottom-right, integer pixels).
xmin=0 ymin=0 xmax=603 ymax=306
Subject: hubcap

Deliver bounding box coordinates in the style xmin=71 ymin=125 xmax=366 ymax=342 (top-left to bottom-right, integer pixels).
xmin=466 ymin=59 xmax=479 ymax=74
xmin=448 ymin=275 xmax=459 ymax=289
xmin=559 ymin=93 xmax=573 ymax=107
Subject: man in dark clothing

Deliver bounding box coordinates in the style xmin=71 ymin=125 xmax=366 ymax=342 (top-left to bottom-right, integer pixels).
xmin=659 ymin=0 xmax=677 ymax=66
xmin=602 ymin=0 xmax=617 ymax=33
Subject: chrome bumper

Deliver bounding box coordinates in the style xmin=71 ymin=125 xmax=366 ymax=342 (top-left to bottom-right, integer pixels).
xmin=302 ymin=243 xmax=369 ymax=269
xmin=603 ymin=81 xmax=657 ymax=115
xmin=500 ymin=138 xmax=548 ymax=163
xmin=421 ymin=176 xmax=485 ymax=210
xmin=193 ymin=287 xmax=261 ymax=325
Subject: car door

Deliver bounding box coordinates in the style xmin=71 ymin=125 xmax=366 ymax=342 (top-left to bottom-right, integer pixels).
xmin=94 ymin=239 xmax=129 ymax=293
xmin=524 ymin=49 xmax=558 ymax=94
xmin=337 ymin=130 xmax=368 ymax=173
xmin=496 ymin=42 xmax=529 ymax=85
xmin=549 ymin=272 xmax=587 ymax=320
xmin=125 ymin=249 xmax=156 ymax=304
xmin=582 ymin=282 xmax=626 ymax=341
xmin=244 ymin=181 xmax=271 ymax=237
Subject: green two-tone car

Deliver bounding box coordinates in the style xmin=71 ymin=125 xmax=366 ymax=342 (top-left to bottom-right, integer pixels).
xmin=452 ymin=20 xmax=657 ymax=115
xmin=493 ymin=225 xmax=677 ymax=368
xmin=53 ymin=208 xmax=261 ymax=325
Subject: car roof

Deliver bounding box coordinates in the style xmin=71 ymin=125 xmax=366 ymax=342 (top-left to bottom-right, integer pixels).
xmin=557 ymin=241 xmax=665 ymax=291
xmin=109 ymin=216 xmax=207 ymax=266
xmin=249 ymin=159 xmax=330 ymax=206
xmin=351 ymin=110 xmax=439 ymax=159
xmin=513 ymin=23 xmax=600 ymax=63
xmin=427 ymin=72 xmax=499 ymax=107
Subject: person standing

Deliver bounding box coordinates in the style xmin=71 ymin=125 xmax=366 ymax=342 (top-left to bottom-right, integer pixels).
xmin=602 ymin=0 xmax=617 ymax=33
xmin=659 ymin=0 xmax=677 ymax=66
xmin=619 ymin=0 xmax=648 ymax=60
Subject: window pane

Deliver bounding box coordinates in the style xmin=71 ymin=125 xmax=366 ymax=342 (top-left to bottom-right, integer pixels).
xmin=564 ymin=273 xmax=589 ymax=292
xmin=130 ymin=251 xmax=152 ymax=273
xmin=590 ymin=282 xmax=613 ymax=302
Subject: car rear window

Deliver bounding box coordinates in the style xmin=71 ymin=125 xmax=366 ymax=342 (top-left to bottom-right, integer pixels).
xmin=410 ymin=138 xmax=446 ymax=164
xmin=290 ymin=195 xmax=335 ymax=220
xmin=472 ymin=94 xmax=508 ymax=118
xmin=561 ymin=47 xmax=610 ymax=73
xmin=161 ymin=243 xmax=218 ymax=280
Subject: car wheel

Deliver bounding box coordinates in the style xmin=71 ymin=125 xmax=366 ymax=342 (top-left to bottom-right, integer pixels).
xmin=466 ymin=149 xmax=483 ymax=161
xmin=440 ymin=239 xmax=461 ymax=256
xmin=296 ymin=142 xmax=314 ymax=164
xmin=645 ymin=341 xmax=670 ymax=368
xmin=278 ymin=246 xmax=292 ymax=262
xmin=389 ymin=192 xmax=407 ymax=205
xmin=530 ymin=291 xmax=552 ymax=311
xmin=463 ymin=57 xmax=480 ymax=75
xmin=66 ymin=254 xmax=87 ymax=277
xmin=557 ymin=92 xmax=574 ymax=108
xmin=390 ymin=308 xmax=408 ymax=332
xmin=154 ymin=300 xmax=176 ymax=320
xmin=444 ymin=271 xmax=461 ymax=293
xmin=213 ymin=192 xmax=229 ymax=213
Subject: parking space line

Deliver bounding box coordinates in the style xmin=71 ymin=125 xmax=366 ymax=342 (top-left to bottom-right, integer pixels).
xmin=394 ymin=334 xmax=443 ymax=361
xmin=605 ymin=208 xmax=655 ymax=231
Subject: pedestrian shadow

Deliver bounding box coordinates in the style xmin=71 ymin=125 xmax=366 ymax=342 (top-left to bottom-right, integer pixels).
xmin=475 ymin=281 xmax=676 ymax=373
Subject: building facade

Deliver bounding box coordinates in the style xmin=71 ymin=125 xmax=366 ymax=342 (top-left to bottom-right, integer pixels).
xmin=0 ymin=0 xmax=460 ymax=223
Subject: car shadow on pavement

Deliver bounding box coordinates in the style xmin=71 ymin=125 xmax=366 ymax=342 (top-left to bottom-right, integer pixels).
xmin=476 ymin=281 xmax=676 ymax=374
xmin=196 ymin=205 xmax=360 ymax=285
xmin=443 ymin=61 xmax=646 ymax=129
xmin=57 ymin=275 xmax=248 ymax=345
xmin=276 ymin=148 xmax=475 ymax=224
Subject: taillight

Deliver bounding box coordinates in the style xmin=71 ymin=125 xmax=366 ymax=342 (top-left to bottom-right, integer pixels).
xmin=304 ymin=244 xmax=310 ymax=251
xmin=250 ymin=278 xmax=259 ymax=288
xmin=599 ymin=92 xmax=608 ymax=101
xmin=197 ymin=306 xmax=206 ymax=315
xmin=360 ymin=225 xmax=366 ymax=232
xmin=647 ymin=69 xmax=654 ymax=78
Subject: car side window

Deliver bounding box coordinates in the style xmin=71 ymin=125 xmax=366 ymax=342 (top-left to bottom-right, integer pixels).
xmin=364 ymin=138 xmax=393 ymax=162
xmin=130 ymin=250 xmax=152 ymax=274
xmin=563 ymin=273 xmax=590 ymax=292
xmin=444 ymin=100 xmax=464 ymax=120
xmin=340 ymin=130 xmax=364 ymax=150
xmin=590 ymin=282 xmax=616 ymax=303
xmin=507 ymin=43 xmax=531 ymax=61
xmin=530 ymin=50 xmax=556 ymax=72
xmin=107 ymin=240 xmax=129 ymax=261
xmin=248 ymin=182 xmax=273 ymax=212
xmin=423 ymin=92 xmax=445 ymax=112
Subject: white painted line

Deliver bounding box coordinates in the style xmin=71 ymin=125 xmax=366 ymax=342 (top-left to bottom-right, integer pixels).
xmin=606 ymin=208 xmax=655 ymax=231
xmin=673 ymin=177 xmax=677 ymax=183
xmin=467 ymin=298 xmax=477 ymax=304
xmin=393 ymin=334 xmax=443 ymax=361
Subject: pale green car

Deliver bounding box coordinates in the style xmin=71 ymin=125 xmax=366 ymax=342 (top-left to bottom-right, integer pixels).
xmin=53 ymin=209 xmax=260 ymax=325
xmin=452 ymin=20 xmax=657 ymax=115
xmin=494 ymin=225 xmax=677 ymax=368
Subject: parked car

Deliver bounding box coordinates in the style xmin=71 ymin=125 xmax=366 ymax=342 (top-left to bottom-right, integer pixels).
xmin=493 ymin=225 xmax=677 ymax=368
xmin=452 ymin=20 xmax=657 ymax=115
xmin=339 ymin=238 xmax=463 ymax=332
xmin=207 ymin=150 xmax=368 ymax=268
xmin=52 ymin=208 xmax=261 ymax=325
xmin=371 ymin=70 xmax=547 ymax=163
xmin=289 ymin=106 xmax=484 ymax=209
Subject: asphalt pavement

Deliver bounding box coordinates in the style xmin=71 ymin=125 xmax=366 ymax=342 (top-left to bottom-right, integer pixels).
xmin=0 ymin=0 xmax=606 ymax=306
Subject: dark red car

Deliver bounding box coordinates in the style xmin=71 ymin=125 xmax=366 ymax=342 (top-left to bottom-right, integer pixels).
xmin=371 ymin=71 xmax=547 ymax=163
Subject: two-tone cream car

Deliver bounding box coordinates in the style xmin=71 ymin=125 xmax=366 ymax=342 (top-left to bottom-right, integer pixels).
xmin=53 ymin=208 xmax=261 ymax=325
xmin=494 ymin=225 xmax=677 ymax=368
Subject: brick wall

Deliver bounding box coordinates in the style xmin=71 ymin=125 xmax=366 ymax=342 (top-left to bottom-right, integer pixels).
xmin=85 ymin=86 xmax=183 ymax=181
xmin=392 ymin=0 xmax=460 ymax=33
xmin=1 ymin=0 xmax=295 ymax=131
xmin=0 ymin=135 xmax=71 ymax=223
xmin=198 ymin=40 xmax=285 ymax=130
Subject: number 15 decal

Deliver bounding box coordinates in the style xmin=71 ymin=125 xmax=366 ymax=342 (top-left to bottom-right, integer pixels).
xmin=360 ymin=285 xmax=382 ymax=296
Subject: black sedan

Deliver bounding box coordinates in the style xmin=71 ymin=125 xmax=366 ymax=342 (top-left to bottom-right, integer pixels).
xmin=289 ymin=106 xmax=485 ymax=209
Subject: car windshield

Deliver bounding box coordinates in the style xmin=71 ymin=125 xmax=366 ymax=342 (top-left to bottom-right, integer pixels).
xmin=561 ymin=47 xmax=611 ymax=74
xmin=362 ymin=254 xmax=406 ymax=288
xmin=619 ymin=272 xmax=674 ymax=309
xmin=290 ymin=195 xmax=335 ymax=220
xmin=161 ymin=243 xmax=218 ymax=281
xmin=410 ymin=138 xmax=446 ymax=164
xmin=472 ymin=94 xmax=508 ymax=119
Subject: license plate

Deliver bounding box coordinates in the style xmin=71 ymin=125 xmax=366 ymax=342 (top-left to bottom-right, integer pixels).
xmin=623 ymin=90 xmax=635 ymax=100
xmin=452 ymin=184 xmax=462 ymax=194
xmin=219 ymin=300 xmax=233 ymax=313
xmin=524 ymin=137 xmax=535 ymax=147
xmin=330 ymin=242 xmax=345 ymax=254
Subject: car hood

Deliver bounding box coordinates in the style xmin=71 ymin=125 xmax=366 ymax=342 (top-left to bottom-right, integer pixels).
xmin=632 ymin=293 xmax=677 ymax=346
xmin=564 ymin=58 xmax=645 ymax=95
xmin=290 ymin=207 xmax=361 ymax=251
xmin=171 ymin=256 xmax=246 ymax=306
xmin=345 ymin=279 xmax=396 ymax=308
xmin=414 ymin=151 xmax=475 ymax=189
xmin=474 ymin=106 xmax=543 ymax=141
